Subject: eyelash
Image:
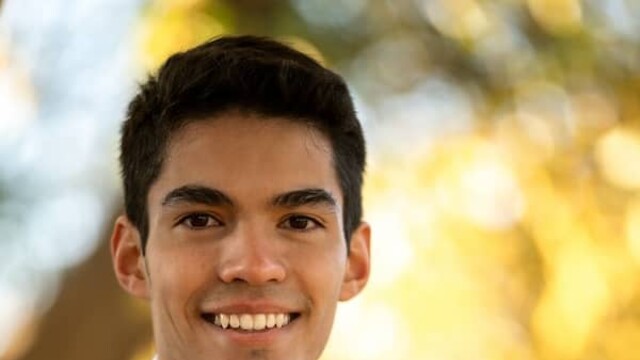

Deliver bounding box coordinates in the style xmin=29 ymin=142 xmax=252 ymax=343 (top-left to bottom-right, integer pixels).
xmin=178 ymin=213 xmax=223 ymax=229
xmin=279 ymin=215 xmax=324 ymax=231
xmin=176 ymin=213 xmax=324 ymax=231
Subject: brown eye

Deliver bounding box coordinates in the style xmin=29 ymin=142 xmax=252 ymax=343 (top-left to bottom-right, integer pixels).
xmin=180 ymin=213 xmax=221 ymax=229
xmin=281 ymin=215 xmax=321 ymax=231
xmin=289 ymin=216 xmax=309 ymax=229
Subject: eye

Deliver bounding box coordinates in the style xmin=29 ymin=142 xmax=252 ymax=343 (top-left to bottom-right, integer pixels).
xmin=179 ymin=213 xmax=222 ymax=229
xmin=280 ymin=215 xmax=322 ymax=231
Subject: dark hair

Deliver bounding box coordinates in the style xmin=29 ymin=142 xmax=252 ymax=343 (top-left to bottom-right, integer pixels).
xmin=120 ymin=35 xmax=366 ymax=252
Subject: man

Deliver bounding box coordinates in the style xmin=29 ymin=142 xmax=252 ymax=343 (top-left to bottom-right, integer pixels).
xmin=109 ymin=35 xmax=371 ymax=360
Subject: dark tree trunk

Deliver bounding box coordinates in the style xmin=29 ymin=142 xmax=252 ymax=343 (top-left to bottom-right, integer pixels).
xmin=17 ymin=210 xmax=152 ymax=360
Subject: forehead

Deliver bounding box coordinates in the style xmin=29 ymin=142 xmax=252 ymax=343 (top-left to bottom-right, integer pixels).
xmin=171 ymin=113 xmax=328 ymax=154
xmin=150 ymin=113 xmax=342 ymax=208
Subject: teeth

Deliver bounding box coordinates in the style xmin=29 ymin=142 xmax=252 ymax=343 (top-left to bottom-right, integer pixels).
xmin=210 ymin=313 xmax=294 ymax=331
xmin=220 ymin=314 xmax=229 ymax=329
xmin=230 ymin=314 xmax=240 ymax=329
xmin=254 ymin=314 xmax=266 ymax=330
xmin=276 ymin=313 xmax=289 ymax=328
xmin=266 ymin=314 xmax=276 ymax=328
xmin=240 ymin=314 xmax=253 ymax=330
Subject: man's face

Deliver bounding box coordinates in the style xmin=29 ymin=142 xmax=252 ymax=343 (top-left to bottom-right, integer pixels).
xmin=111 ymin=113 xmax=370 ymax=360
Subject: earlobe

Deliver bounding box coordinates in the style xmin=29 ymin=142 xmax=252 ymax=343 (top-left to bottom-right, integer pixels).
xmin=339 ymin=222 xmax=371 ymax=301
xmin=110 ymin=215 xmax=150 ymax=300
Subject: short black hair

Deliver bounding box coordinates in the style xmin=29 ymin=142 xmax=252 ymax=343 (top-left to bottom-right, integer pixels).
xmin=120 ymin=35 xmax=366 ymax=252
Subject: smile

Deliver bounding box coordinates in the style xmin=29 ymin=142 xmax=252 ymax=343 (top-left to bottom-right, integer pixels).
xmin=201 ymin=313 xmax=300 ymax=331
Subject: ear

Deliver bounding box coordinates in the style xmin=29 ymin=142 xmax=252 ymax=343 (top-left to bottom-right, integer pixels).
xmin=339 ymin=221 xmax=371 ymax=301
xmin=110 ymin=215 xmax=150 ymax=300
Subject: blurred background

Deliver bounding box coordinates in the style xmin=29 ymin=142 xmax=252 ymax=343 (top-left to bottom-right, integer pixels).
xmin=2 ymin=0 xmax=640 ymax=359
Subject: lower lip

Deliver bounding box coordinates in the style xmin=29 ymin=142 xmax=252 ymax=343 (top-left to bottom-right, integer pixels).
xmin=202 ymin=316 xmax=297 ymax=345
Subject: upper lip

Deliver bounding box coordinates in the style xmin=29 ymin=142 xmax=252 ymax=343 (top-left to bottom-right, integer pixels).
xmin=201 ymin=301 xmax=301 ymax=315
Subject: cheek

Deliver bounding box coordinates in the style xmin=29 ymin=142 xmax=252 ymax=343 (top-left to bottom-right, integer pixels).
xmin=147 ymin=242 xmax=215 ymax=305
xmin=291 ymin=244 xmax=346 ymax=356
xmin=291 ymin=241 xmax=347 ymax=302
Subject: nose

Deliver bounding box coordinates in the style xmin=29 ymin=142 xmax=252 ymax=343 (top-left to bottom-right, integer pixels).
xmin=217 ymin=224 xmax=286 ymax=285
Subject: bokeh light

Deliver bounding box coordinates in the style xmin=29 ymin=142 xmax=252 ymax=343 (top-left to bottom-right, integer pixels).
xmin=4 ymin=0 xmax=640 ymax=359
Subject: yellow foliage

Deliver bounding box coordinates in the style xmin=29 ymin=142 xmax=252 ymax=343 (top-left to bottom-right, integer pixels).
xmin=527 ymin=0 xmax=583 ymax=35
xmin=137 ymin=7 xmax=226 ymax=71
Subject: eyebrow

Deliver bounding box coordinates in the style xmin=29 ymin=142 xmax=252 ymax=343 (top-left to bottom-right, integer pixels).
xmin=271 ymin=188 xmax=338 ymax=210
xmin=161 ymin=185 xmax=337 ymax=211
xmin=162 ymin=185 xmax=233 ymax=207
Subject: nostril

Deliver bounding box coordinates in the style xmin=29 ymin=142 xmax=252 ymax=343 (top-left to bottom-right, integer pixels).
xmin=218 ymin=260 xmax=287 ymax=285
